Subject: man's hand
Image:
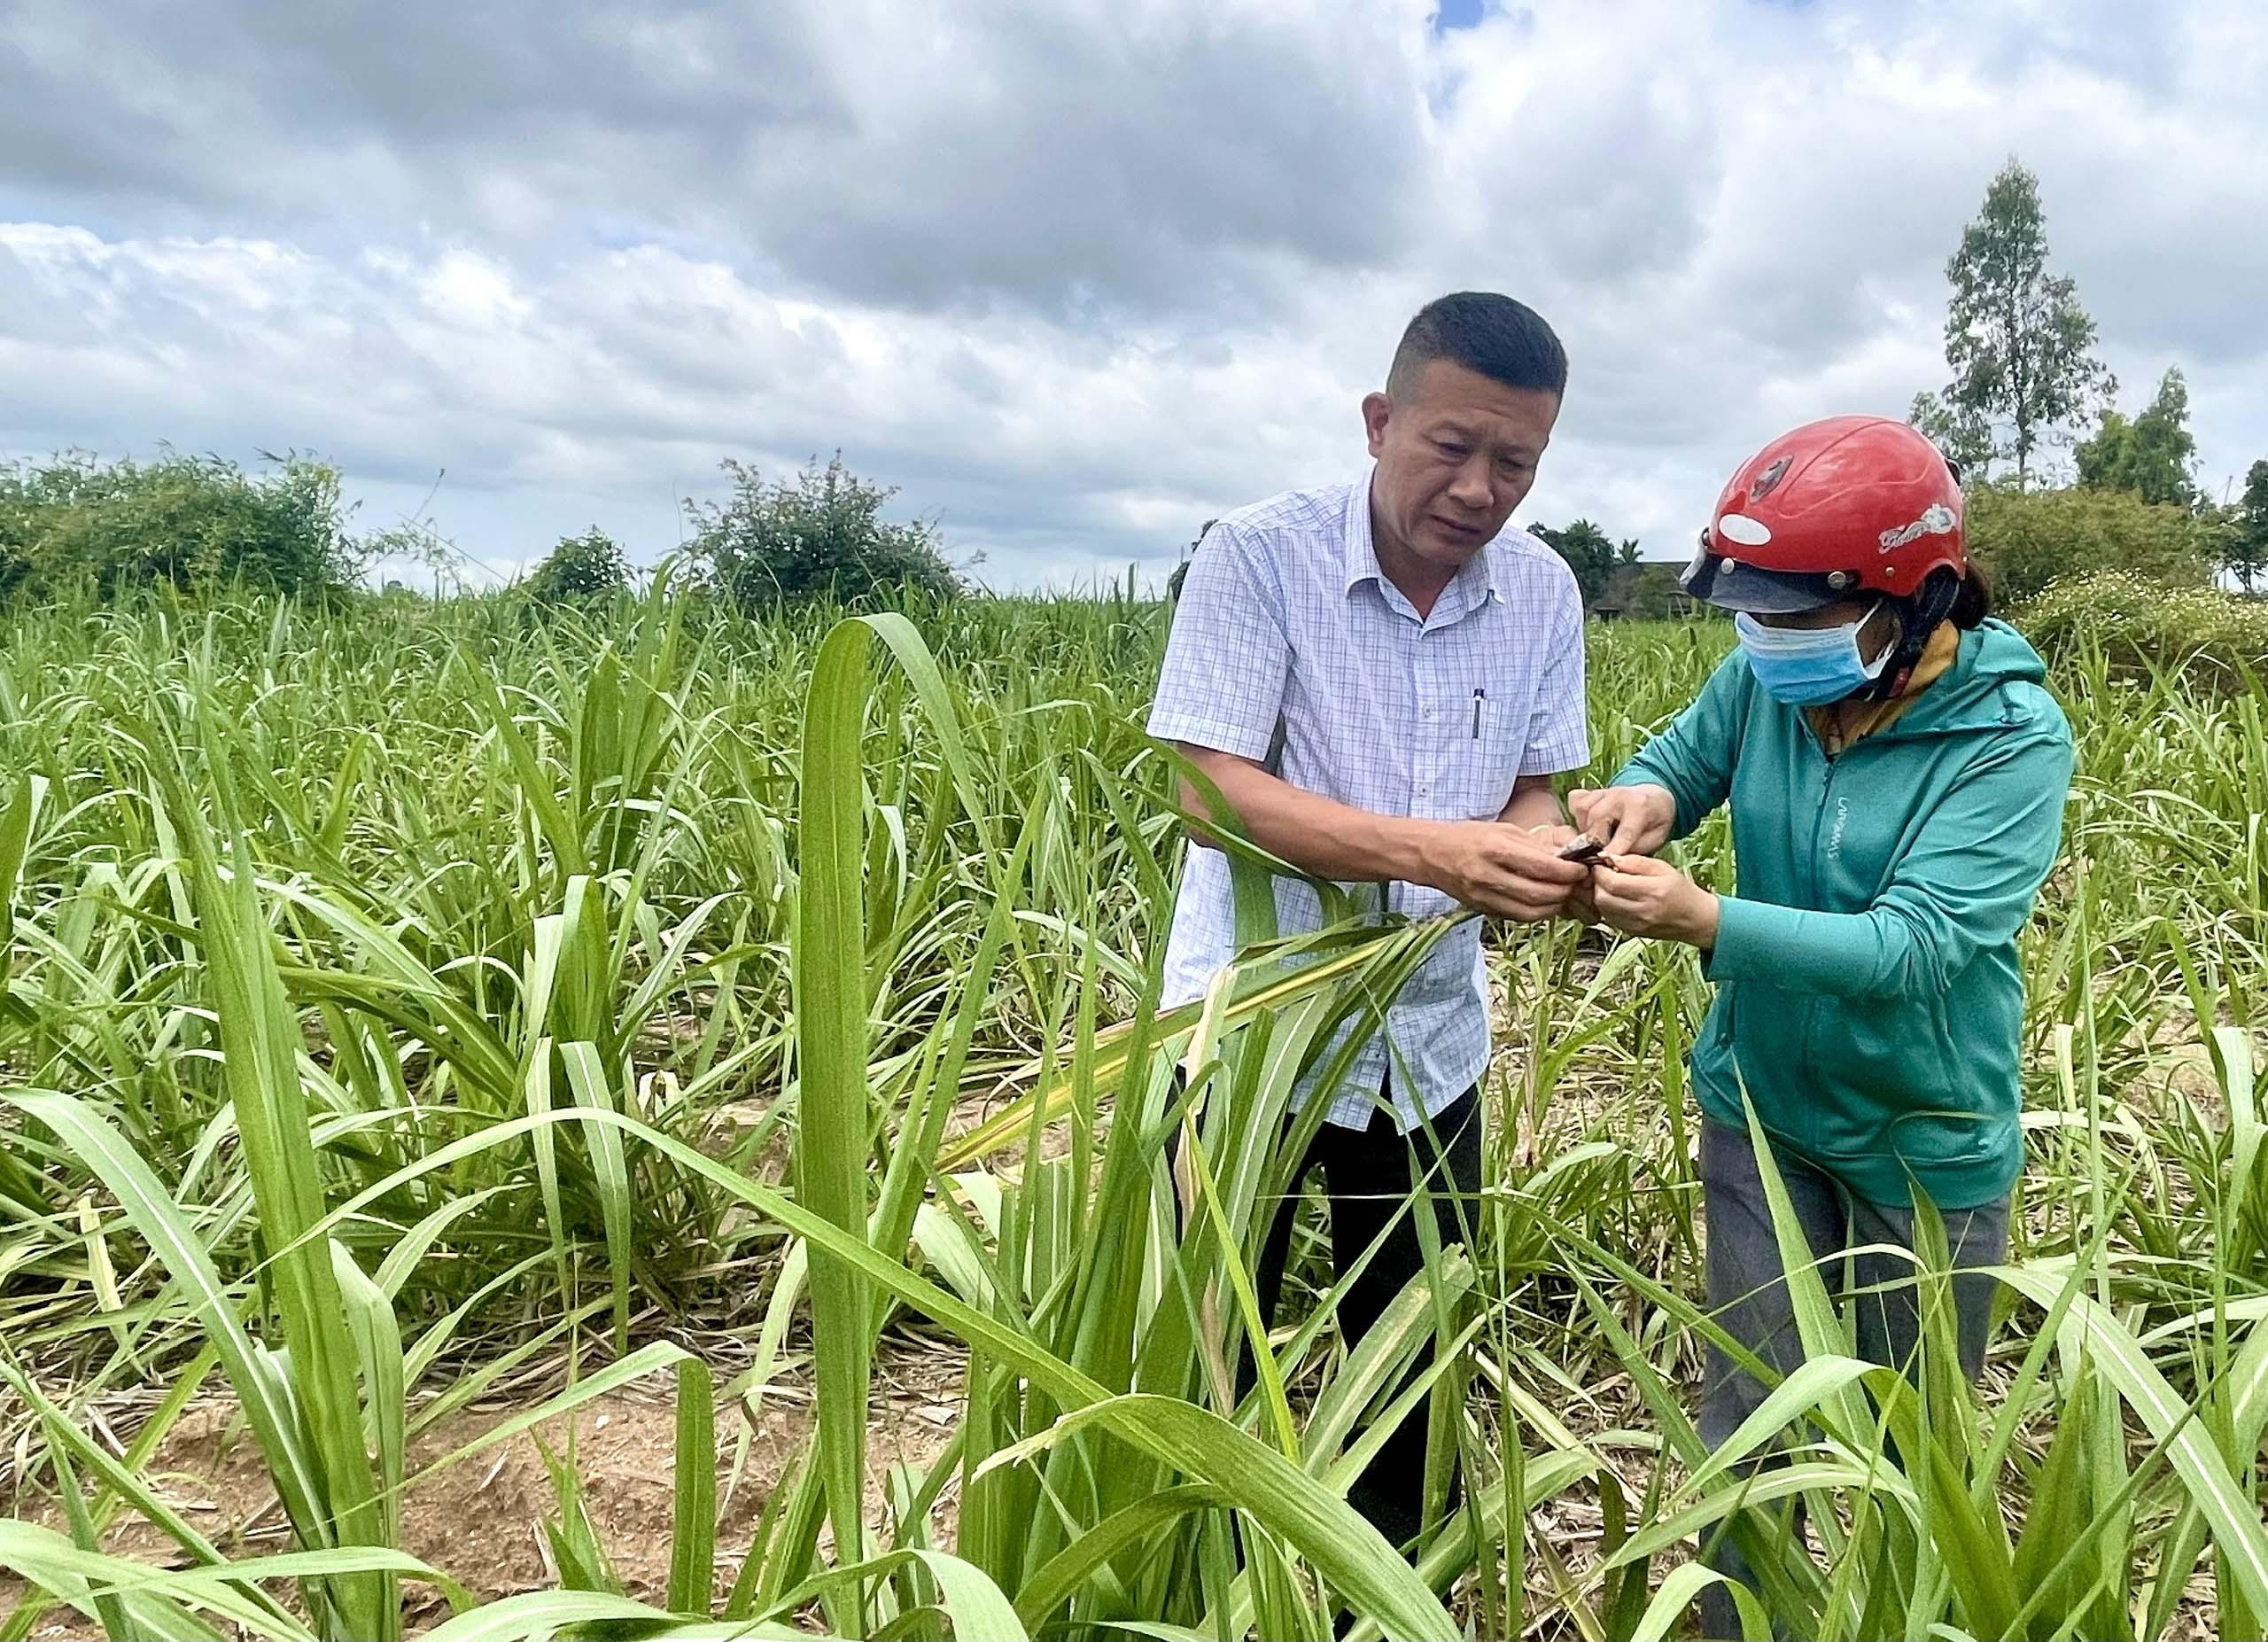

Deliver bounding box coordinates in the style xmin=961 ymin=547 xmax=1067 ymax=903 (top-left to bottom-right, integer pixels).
xmin=1566 ymin=783 xmax=1677 ymax=858
xmin=1420 ymin=822 xmax=1593 ymax=922
xmin=1590 ymin=853 xmax=1720 ymax=948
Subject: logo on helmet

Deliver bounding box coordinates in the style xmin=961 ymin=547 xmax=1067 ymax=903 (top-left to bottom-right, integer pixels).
xmin=1878 ymin=502 xmax=1956 ymax=553
xmin=1748 ymin=456 xmax=1791 ymax=503
xmin=1716 ymin=512 xmax=1773 ymax=547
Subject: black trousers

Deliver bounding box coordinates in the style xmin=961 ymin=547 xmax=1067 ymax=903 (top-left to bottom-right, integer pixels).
xmin=1171 ymin=1078 xmax=1486 ymax=1547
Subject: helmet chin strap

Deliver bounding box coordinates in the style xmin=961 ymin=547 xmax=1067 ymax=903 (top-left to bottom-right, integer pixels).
xmin=1856 ymin=571 xmax=1962 ymax=702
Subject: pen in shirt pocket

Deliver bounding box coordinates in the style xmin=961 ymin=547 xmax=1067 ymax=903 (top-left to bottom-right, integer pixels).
xmin=1472 ymin=688 xmax=1484 ymax=738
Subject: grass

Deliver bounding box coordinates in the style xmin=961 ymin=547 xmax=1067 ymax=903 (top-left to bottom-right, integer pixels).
xmin=0 ymin=582 xmax=2261 ymax=1639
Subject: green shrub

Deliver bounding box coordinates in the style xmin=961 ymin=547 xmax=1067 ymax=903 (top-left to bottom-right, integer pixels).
xmin=1965 ymin=482 xmax=2220 ymax=603
xmin=521 ymin=526 xmax=629 ymax=606
xmin=686 ymin=455 xmax=961 ymax=611
xmin=0 ymin=449 xmax=357 ymax=603
xmin=2023 ymin=571 xmax=2268 ymax=686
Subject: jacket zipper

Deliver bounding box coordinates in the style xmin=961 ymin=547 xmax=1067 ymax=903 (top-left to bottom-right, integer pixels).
xmin=1798 ymin=726 xmax=1837 ymax=1111
xmin=1806 ymin=722 xmax=1834 ymax=904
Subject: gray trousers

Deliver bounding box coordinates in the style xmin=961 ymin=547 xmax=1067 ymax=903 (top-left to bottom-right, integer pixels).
xmin=1695 ymin=1121 xmax=2008 ymax=1639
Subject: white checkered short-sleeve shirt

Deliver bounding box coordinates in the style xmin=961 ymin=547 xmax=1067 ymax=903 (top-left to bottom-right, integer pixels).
xmin=1147 ymin=471 xmax=1590 ymax=1131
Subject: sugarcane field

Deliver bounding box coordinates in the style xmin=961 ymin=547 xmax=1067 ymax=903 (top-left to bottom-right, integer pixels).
xmin=7 ymin=7 xmax=2268 ymax=1641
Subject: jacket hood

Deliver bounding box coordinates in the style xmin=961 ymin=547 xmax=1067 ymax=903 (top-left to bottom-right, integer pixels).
xmin=1876 ymin=619 xmax=2054 ymax=739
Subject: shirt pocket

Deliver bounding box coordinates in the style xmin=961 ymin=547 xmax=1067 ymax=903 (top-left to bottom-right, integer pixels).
xmin=1446 ymin=688 xmax=1531 ymax=819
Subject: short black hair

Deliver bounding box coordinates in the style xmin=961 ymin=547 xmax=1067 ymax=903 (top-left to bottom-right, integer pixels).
xmin=1386 ymin=292 xmax=1568 ymax=401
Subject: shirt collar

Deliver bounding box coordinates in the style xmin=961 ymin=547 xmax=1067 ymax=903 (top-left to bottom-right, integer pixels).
xmin=1343 ymin=468 xmax=1504 ymax=615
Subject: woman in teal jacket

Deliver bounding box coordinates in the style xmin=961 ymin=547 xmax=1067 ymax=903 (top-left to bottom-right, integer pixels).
xmin=1568 ymin=416 xmax=2074 ymax=1630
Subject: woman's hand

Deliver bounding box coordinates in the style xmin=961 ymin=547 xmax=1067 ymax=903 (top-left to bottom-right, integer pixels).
xmin=1567 ymin=783 xmax=1676 ymax=858
xmin=1591 ymin=853 xmax=1720 ymax=949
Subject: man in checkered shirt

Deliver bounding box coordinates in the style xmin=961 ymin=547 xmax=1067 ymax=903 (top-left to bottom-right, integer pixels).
xmin=1150 ymin=292 xmax=1591 ymax=1549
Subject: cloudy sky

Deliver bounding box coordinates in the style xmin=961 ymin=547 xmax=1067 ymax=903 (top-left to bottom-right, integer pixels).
xmin=4 ymin=1 xmax=2264 ymax=591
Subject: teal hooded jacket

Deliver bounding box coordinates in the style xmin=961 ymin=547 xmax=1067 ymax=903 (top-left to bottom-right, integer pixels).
xmin=1611 ymin=619 xmax=2075 ymax=1210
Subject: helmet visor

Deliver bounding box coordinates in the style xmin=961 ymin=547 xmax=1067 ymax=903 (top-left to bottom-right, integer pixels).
xmin=1682 ymin=547 xmax=1842 ymax=615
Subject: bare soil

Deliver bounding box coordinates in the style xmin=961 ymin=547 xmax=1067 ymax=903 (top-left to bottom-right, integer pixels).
xmin=0 ymin=1334 xmax=967 ymax=1639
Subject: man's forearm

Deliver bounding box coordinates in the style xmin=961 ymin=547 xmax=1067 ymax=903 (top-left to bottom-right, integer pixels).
xmin=1176 ymin=745 xmax=1592 ymax=922
xmin=1178 ymin=747 xmax=1444 ymax=887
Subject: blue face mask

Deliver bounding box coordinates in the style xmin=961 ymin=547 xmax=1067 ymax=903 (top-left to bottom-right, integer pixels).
xmin=1734 ymin=604 xmax=1891 ymax=705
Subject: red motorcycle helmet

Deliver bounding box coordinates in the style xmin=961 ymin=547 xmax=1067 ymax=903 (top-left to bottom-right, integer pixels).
xmin=1682 ymin=416 xmax=1968 ymax=614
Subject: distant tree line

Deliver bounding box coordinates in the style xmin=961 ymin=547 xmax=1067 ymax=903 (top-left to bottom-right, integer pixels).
xmin=1526 ymin=519 xmax=1637 ymax=607
xmin=1527 ymin=160 xmax=2265 ymax=620
xmin=1908 ymin=158 xmax=2267 ymax=596
xmin=20 ymin=167 xmax=2261 ymax=623
xmin=681 ymin=455 xmax=960 ymax=610
xmin=0 ymin=449 xmax=362 ymax=603
xmin=2 ymin=447 xmax=968 ymax=613
xmin=431 ymin=454 xmax=970 ymax=612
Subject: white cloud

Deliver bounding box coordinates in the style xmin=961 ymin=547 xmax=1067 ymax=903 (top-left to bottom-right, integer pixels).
xmin=3 ymin=0 xmax=2264 ymax=588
